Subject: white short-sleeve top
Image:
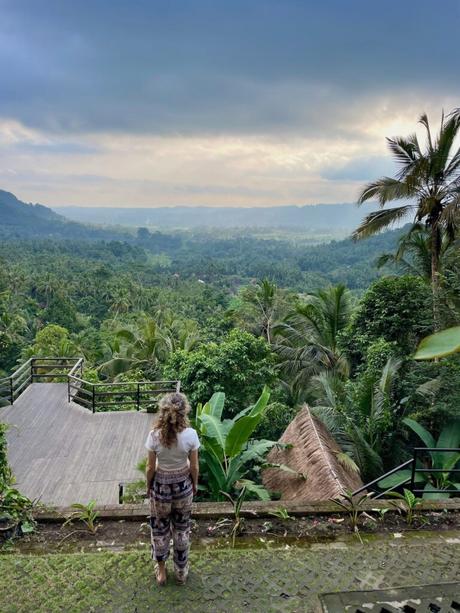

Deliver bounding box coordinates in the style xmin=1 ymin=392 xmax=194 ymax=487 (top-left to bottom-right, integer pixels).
xmin=145 ymin=427 xmax=200 ymax=470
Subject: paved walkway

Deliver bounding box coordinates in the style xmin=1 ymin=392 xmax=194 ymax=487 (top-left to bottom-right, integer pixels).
xmin=1 ymin=383 xmax=151 ymax=505
xmin=0 ymin=531 xmax=459 ymax=612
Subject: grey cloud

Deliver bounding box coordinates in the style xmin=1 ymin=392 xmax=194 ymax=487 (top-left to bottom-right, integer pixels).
xmin=321 ymin=156 xmax=397 ymax=182
xmin=0 ymin=0 xmax=459 ymax=136
xmin=9 ymin=141 xmax=101 ymax=155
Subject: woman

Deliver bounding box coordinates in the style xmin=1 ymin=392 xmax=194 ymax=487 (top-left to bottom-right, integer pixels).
xmin=145 ymin=392 xmax=200 ymax=586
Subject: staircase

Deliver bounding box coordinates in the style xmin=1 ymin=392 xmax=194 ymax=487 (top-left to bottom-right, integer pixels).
xmin=353 ymin=448 xmax=460 ymax=499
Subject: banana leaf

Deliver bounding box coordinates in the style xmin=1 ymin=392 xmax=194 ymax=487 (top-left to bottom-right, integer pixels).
xmin=236 ymin=479 xmax=270 ymax=501
xmin=377 ymin=469 xmax=424 ymax=489
xmin=200 ymin=414 xmax=232 ymax=453
xmin=414 ymin=326 xmax=460 ymax=360
xmin=239 ymin=440 xmax=278 ymax=464
xmin=402 ymin=417 xmax=436 ymax=449
xmin=202 ymin=392 xmax=225 ymax=420
xmin=422 ymin=482 xmax=451 ymax=500
xmin=225 ymin=387 xmax=270 ymax=456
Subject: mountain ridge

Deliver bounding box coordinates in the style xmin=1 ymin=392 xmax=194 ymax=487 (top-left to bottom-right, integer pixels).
xmin=0 ymin=189 xmax=123 ymax=239
xmin=53 ymin=202 xmax=380 ymax=230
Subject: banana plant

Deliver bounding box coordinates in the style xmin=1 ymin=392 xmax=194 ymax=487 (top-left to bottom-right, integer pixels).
xmin=414 ymin=326 xmax=460 ymax=360
xmin=193 ymin=387 xmax=298 ymax=500
xmin=378 ymin=418 xmax=460 ymax=499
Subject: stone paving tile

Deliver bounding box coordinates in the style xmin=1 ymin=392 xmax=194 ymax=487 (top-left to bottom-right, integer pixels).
xmin=0 ymin=532 xmax=459 ymax=612
xmin=320 ymin=583 xmax=460 ymax=612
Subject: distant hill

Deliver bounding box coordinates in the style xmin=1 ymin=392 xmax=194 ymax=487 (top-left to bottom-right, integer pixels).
xmin=53 ymin=202 xmax=382 ymax=230
xmin=0 ymin=190 xmax=125 ymax=240
xmin=0 ymin=189 xmax=65 ymax=227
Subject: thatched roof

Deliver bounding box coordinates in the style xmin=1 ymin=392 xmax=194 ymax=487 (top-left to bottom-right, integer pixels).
xmin=262 ymin=405 xmax=363 ymax=501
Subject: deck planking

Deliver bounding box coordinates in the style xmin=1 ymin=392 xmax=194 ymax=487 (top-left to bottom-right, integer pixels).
xmin=0 ymin=383 xmax=153 ymax=506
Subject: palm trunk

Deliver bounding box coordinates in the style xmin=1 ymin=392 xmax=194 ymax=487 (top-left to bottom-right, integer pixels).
xmin=431 ymin=222 xmax=441 ymax=331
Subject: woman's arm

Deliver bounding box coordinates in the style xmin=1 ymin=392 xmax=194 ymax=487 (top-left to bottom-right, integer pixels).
xmin=146 ymin=450 xmax=157 ymax=497
xmin=189 ymin=449 xmax=199 ymax=496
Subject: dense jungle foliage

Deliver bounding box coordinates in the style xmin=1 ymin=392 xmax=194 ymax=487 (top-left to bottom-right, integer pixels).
xmin=3 ymin=104 xmax=460 ymax=500
xmin=0 ymin=220 xmax=459 ymax=494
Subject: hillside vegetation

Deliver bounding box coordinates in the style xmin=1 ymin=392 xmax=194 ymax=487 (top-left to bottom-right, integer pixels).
xmin=1 ymin=122 xmax=459 ymax=503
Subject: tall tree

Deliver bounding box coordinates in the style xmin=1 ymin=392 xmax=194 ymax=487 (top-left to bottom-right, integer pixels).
xmin=274 ymin=284 xmax=353 ymax=398
xmin=228 ymin=279 xmax=289 ymax=344
xmin=354 ymin=110 xmax=460 ymax=326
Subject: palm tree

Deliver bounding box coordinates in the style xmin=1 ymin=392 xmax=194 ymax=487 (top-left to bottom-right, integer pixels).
xmin=354 ymin=110 xmax=460 ymax=326
xmin=274 ymin=285 xmax=353 ymax=397
xmin=376 ymin=223 xmax=454 ymax=279
xmin=311 ymin=356 xmax=402 ymax=480
xmin=99 ymin=314 xmax=199 ymax=380
xmin=98 ymin=317 xmax=166 ymax=379
xmin=229 ymin=279 xmax=287 ymax=344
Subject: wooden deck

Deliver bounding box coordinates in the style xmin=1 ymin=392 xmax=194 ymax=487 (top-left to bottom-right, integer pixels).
xmin=0 ymin=383 xmax=153 ymax=506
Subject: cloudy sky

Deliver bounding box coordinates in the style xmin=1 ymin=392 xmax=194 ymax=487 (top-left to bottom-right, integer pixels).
xmin=1 ymin=0 xmax=459 ymax=207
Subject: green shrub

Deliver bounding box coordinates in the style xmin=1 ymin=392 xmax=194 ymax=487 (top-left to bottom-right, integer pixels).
xmin=0 ymin=423 xmax=12 ymax=491
xmin=343 ymin=275 xmax=433 ymax=368
xmin=164 ymin=329 xmax=275 ymax=416
xmin=254 ymin=402 xmax=298 ymax=441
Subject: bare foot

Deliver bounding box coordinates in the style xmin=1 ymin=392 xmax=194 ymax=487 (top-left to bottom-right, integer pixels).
xmin=155 ymin=563 xmax=167 ymax=586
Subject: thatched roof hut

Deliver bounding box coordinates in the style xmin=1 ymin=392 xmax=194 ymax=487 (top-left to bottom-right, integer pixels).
xmin=262 ymin=405 xmax=363 ymax=501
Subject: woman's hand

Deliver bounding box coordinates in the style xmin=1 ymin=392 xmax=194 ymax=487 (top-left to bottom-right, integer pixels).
xmin=189 ymin=449 xmax=199 ymax=498
xmin=145 ymin=451 xmax=156 ymax=499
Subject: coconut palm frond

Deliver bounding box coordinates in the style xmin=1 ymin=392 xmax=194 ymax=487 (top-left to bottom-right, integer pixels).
xmin=372 ymin=356 xmax=402 ymax=422
xmin=419 ymin=113 xmax=433 ymax=153
xmin=386 ymin=135 xmax=420 ymax=166
xmin=433 ymin=112 xmax=460 ymax=176
xmin=445 ymin=146 xmax=460 ymax=178
xmin=335 ymin=452 xmax=360 ymax=474
xmin=346 ymin=424 xmax=384 ymax=478
xmin=358 ymin=177 xmax=416 ymax=206
xmin=440 ymin=201 xmax=460 ymax=242
xmin=415 ymin=376 xmax=442 ymax=399
xmin=352 ymin=205 xmax=414 ymax=240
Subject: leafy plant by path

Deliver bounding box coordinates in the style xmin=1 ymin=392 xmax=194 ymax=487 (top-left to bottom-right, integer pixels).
xmin=371 ymin=507 xmax=391 ymax=522
xmin=268 ymin=507 xmax=293 ymax=520
xmin=387 ymin=489 xmax=422 ymax=526
xmin=62 ymin=501 xmax=99 ymax=534
xmin=331 ymin=490 xmax=373 ymax=542
xmin=0 ymin=486 xmax=36 ymax=538
xmin=220 ymin=485 xmax=250 ymax=547
xmin=0 ymin=424 xmax=12 ymax=491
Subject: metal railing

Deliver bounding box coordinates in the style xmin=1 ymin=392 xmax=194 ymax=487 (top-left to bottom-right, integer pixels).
xmin=0 ymin=357 xmax=82 ymax=405
xmin=68 ymin=374 xmax=180 ymax=413
xmin=353 ymin=447 xmax=460 ymax=499
xmin=1 ymin=356 xmax=180 ymax=414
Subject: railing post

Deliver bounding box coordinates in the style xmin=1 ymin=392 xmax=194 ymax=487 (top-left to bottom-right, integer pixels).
xmin=176 ymin=380 xmax=181 ymax=393
xmin=92 ymin=385 xmax=96 ymax=414
xmin=9 ymin=376 xmax=13 ymax=405
xmin=136 ymin=383 xmax=140 ymax=411
xmin=410 ymin=448 xmax=417 ymax=493
xmin=30 ymin=358 xmax=34 ymax=383
xmin=67 ymin=375 xmax=71 ymax=403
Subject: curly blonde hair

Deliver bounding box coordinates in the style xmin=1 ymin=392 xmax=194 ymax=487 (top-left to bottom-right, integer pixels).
xmin=154 ymin=392 xmax=191 ymax=448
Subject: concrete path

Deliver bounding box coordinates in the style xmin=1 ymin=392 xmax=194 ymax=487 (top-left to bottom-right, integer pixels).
xmin=0 ymin=531 xmax=458 ymax=612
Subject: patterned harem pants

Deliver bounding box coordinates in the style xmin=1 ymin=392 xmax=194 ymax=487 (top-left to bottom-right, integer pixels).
xmin=149 ymin=466 xmax=193 ymax=580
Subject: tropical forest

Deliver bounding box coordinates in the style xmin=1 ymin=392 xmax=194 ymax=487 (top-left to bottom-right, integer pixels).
xmin=2 ymin=111 xmax=460 ymax=509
